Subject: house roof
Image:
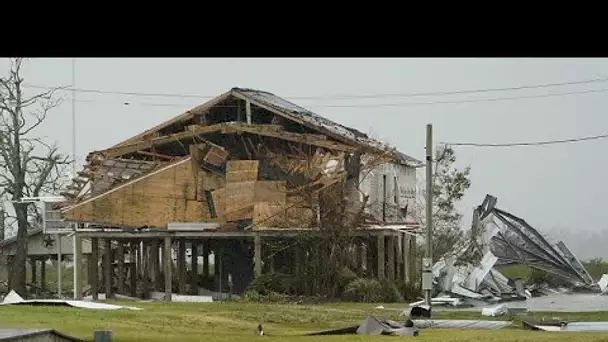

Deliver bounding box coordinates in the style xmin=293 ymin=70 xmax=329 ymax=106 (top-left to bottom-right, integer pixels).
xmin=231 ymin=88 xmax=422 ymax=166
xmin=111 ymin=87 xmax=422 ymax=167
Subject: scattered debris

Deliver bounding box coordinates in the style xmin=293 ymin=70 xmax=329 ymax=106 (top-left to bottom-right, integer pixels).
xmin=523 ymin=320 xmax=608 ymax=332
xmin=1 ymin=290 xmax=142 ymax=311
xmin=307 ymin=316 xmax=419 ymax=337
xmin=422 ymin=194 xmax=606 ymax=309
xmin=481 ymin=304 xmax=508 ymax=317
xmin=412 ymin=319 xmax=512 ymax=330
xmin=149 ymin=292 xmax=213 ymax=303
xmin=0 ymin=328 xmax=84 ymax=342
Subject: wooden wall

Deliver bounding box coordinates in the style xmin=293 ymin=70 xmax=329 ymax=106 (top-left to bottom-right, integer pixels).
xmin=64 ymin=158 xmax=224 ymax=228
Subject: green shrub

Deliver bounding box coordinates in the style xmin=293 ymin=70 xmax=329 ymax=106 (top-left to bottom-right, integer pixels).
xmin=342 ymin=278 xmax=384 ymax=302
xmin=380 ymin=280 xmax=405 ymax=303
xmin=246 ymin=273 xmax=295 ymax=295
xmin=241 ymin=290 xmax=290 ymax=304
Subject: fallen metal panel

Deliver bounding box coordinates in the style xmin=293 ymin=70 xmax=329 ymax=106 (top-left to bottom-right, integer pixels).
xmin=413 ymin=320 xmax=512 ymax=330
xmin=555 ymin=241 xmax=594 ymax=285
xmin=2 ymin=290 xmax=142 ymax=310
xmin=0 ymin=329 xmax=85 ymax=342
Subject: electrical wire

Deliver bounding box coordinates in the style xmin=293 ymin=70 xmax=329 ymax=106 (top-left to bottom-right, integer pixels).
xmin=442 ymin=132 xmax=608 ymax=147
xmin=56 ymin=86 xmax=608 ymax=109
xmin=22 ymin=76 xmax=608 ymax=101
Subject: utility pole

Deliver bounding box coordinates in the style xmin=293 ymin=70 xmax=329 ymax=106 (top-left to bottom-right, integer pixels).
xmin=422 ymin=124 xmax=434 ymax=310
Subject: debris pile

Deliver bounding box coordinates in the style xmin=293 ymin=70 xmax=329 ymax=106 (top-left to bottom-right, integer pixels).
xmin=417 ymin=194 xmax=607 ymax=310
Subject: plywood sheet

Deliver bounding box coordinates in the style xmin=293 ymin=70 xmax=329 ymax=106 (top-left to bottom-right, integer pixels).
xmin=226 ymin=160 xmax=259 ymax=182
xmin=204 ymin=145 xmax=229 ymax=166
xmin=64 ymin=158 xmax=214 ymax=228
xmin=255 ymin=181 xmax=286 ymax=203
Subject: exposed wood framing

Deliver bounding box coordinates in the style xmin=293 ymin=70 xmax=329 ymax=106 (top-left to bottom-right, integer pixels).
xmin=245 ymin=100 xmax=252 ymax=124
xmin=93 ymin=123 xmax=355 ymax=161
xmin=136 ymin=150 xmax=176 ymax=161
xmin=111 ymin=91 xmax=232 ymax=148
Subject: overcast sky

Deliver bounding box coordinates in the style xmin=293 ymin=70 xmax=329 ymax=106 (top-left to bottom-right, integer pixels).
xmin=2 ymin=58 xmax=607 ymax=259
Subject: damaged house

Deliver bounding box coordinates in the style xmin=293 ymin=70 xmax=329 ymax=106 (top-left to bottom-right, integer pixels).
xmin=57 ymin=87 xmax=422 ymax=300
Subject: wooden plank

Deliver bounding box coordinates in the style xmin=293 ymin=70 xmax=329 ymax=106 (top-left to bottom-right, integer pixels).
xmin=136 ymin=151 xmax=176 ymax=160
xmin=203 ymin=145 xmax=229 ymax=166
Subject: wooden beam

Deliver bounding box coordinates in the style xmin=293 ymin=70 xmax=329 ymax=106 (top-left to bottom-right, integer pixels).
xmin=136 ymin=150 xmax=176 ymax=160
xmin=225 ymin=124 xmax=355 ymax=152
xmin=98 ymin=124 xmax=226 ymax=158
xmin=231 ymin=91 xmax=355 ymax=145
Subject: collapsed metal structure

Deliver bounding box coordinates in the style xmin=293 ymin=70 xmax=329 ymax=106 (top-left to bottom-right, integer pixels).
xmin=428 ymin=194 xmax=601 ymax=306
xmin=476 ymin=194 xmax=593 ymax=287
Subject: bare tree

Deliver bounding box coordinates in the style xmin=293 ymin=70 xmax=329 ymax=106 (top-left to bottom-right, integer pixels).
xmin=0 ymin=58 xmax=70 ymax=295
xmin=412 ymin=144 xmax=472 ymax=261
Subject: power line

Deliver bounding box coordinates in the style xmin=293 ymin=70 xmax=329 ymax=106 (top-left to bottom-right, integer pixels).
xmin=443 ymin=132 xmax=608 ymax=147
xmin=58 ymin=86 xmax=608 ymax=109
xmin=22 ymin=76 xmax=608 ymax=101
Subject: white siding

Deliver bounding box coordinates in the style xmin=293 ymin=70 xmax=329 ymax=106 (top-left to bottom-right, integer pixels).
xmin=359 ymin=162 xmax=416 ymax=223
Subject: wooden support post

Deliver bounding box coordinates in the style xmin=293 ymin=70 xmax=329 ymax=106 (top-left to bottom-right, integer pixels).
xmin=217 ymin=245 xmax=223 ymax=293
xmin=203 ymin=241 xmax=210 ymax=278
xmin=103 ymin=239 xmax=112 ymax=299
xmin=117 ymin=242 xmax=125 ymax=295
xmin=254 ymin=234 xmax=262 ymax=278
xmin=151 ymin=241 xmax=160 ymax=291
xmin=40 ymin=258 xmax=46 ymax=292
xmin=396 ymin=234 xmax=402 ymax=281
xmin=366 ymin=238 xmax=374 ymax=277
xmin=352 ymin=242 xmax=359 ymax=274
xmin=387 ymin=234 xmax=395 ymax=282
xmin=30 ymin=259 xmax=37 ymax=286
xmin=142 ymin=242 xmax=150 ymax=299
xmin=245 ymin=100 xmax=252 ymax=124
xmin=403 ymin=233 xmax=409 ymax=284
xmin=191 ymin=243 xmax=198 ymax=295
xmin=91 ymin=238 xmax=99 ymax=300
xmin=73 ymin=234 xmax=83 ymax=300
xmin=178 ymin=239 xmax=186 ymax=294
xmin=130 ymin=242 xmax=138 ymax=298
xmin=408 ymin=235 xmax=417 ymax=285
xmin=294 ymin=244 xmax=303 ymax=278
xmin=164 ymin=236 xmax=172 ymax=301
xmin=360 ymin=241 xmax=367 ymax=275
xmin=377 ymin=233 xmax=385 ymax=280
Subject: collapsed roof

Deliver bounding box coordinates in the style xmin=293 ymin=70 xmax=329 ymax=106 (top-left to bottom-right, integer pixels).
xmin=59 ymin=87 xmax=421 ymax=230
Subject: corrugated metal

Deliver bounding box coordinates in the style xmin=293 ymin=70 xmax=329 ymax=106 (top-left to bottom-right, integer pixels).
xmin=413 ymin=320 xmax=512 ymax=330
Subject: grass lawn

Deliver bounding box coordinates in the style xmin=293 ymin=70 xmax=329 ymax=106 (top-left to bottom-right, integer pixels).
xmin=0 ymin=301 xmax=607 ymax=341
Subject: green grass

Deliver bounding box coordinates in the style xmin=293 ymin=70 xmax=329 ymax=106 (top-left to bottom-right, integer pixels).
xmin=0 ymin=301 xmax=608 ymax=341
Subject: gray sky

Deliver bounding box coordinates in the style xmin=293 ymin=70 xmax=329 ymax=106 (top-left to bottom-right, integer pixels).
xmin=3 ymin=58 xmax=607 ymax=259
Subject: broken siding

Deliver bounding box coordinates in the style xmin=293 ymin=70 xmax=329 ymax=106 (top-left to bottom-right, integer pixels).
xmin=359 ymin=162 xmax=416 ymax=223
xmin=63 ymin=158 xmax=220 ymax=228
